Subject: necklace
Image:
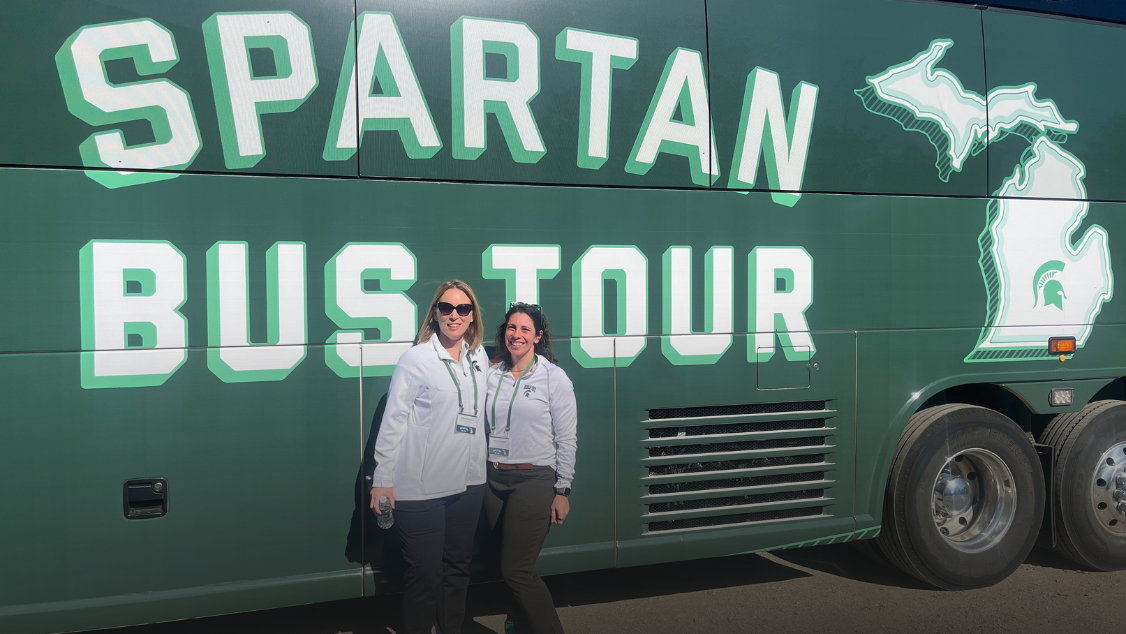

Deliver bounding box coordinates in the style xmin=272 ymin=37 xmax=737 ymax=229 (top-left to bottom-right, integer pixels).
xmin=510 ymin=354 xmax=534 ymax=379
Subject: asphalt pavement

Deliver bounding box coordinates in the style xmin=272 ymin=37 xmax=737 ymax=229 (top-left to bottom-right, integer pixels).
xmin=85 ymin=544 xmax=1123 ymax=634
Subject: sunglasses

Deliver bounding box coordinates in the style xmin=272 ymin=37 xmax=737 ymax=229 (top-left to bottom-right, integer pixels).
xmin=436 ymin=302 xmax=473 ymax=317
xmin=508 ymin=302 xmax=543 ymax=328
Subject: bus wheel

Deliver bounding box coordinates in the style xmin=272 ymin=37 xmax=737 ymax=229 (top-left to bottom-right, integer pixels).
xmin=1041 ymin=400 xmax=1126 ymax=571
xmin=874 ymin=404 xmax=1044 ymax=589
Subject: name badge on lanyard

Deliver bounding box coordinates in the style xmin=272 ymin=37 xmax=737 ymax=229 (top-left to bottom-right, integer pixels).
xmin=455 ymin=412 xmax=478 ymax=435
xmin=444 ymin=356 xmax=480 ymax=436
xmin=490 ymin=356 xmax=537 ymax=454
xmin=489 ymin=435 xmax=510 ymax=457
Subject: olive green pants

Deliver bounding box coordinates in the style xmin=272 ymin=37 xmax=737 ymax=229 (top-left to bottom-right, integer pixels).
xmin=485 ymin=465 xmax=565 ymax=634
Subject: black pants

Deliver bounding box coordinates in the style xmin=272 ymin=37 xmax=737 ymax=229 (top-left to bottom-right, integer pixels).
xmin=395 ymin=484 xmax=486 ymax=634
xmin=485 ymin=466 xmax=565 ymax=634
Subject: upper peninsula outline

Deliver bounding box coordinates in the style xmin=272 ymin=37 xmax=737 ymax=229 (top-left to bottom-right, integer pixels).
xmin=856 ymin=39 xmax=1113 ymax=361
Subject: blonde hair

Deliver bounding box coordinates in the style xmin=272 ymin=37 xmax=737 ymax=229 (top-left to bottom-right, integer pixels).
xmin=416 ymin=279 xmax=484 ymax=350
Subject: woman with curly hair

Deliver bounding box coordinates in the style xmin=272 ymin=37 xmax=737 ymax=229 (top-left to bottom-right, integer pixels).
xmin=484 ymin=302 xmax=577 ymax=634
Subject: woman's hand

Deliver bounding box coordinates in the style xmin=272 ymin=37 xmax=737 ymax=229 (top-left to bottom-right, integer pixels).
xmin=370 ymin=487 xmax=396 ymax=514
xmin=551 ymin=495 xmax=570 ymax=524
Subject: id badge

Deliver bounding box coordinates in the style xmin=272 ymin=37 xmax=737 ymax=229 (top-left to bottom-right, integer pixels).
xmin=489 ymin=435 xmax=510 ymax=457
xmin=454 ymin=412 xmax=477 ymax=435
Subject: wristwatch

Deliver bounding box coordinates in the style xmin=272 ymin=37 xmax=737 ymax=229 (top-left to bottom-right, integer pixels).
xmin=554 ymin=487 xmax=570 ymax=497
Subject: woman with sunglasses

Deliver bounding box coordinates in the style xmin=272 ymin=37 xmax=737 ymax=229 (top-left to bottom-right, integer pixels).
xmin=369 ymin=280 xmax=489 ymax=634
xmin=485 ymin=303 xmax=577 ymax=634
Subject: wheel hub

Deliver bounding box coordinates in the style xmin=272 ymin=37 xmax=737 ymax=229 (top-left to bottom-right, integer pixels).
xmin=932 ymin=448 xmax=1017 ymax=553
xmin=1091 ymin=441 xmax=1126 ymax=536
xmin=939 ymin=476 xmax=973 ymax=516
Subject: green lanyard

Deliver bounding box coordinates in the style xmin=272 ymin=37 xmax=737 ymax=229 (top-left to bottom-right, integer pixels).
xmin=442 ymin=354 xmax=478 ymax=415
xmin=491 ymin=355 xmax=537 ymax=434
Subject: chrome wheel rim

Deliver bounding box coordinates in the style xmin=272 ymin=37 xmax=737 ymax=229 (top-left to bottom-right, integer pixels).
xmin=1091 ymin=441 xmax=1126 ymax=536
xmin=932 ymin=448 xmax=1017 ymax=553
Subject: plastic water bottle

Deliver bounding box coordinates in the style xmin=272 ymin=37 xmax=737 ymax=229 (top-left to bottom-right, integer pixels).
xmin=376 ymin=497 xmax=394 ymax=529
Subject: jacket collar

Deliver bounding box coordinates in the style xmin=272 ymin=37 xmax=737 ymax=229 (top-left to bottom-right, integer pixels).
xmin=431 ymin=335 xmax=471 ymax=363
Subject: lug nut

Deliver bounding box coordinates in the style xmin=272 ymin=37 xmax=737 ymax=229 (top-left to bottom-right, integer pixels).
xmin=1117 ymin=474 xmax=1126 ymax=488
xmin=1115 ymin=489 xmax=1126 ymax=502
xmin=1118 ymin=502 xmax=1126 ymax=517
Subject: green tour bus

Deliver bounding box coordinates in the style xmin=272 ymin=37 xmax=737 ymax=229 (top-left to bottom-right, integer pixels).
xmin=2 ymin=0 xmax=1126 ymax=631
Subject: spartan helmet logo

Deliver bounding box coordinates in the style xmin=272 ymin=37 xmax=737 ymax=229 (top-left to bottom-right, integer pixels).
xmin=1033 ymin=260 xmax=1067 ymax=310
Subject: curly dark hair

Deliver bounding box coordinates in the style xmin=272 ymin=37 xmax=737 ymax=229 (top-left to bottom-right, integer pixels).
xmin=492 ymin=302 xmax=557 ymax=366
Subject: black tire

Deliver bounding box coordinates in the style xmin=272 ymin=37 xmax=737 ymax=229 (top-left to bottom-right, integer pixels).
xmin=873 ymin=404 xmax=1045 ymax=589
xmin=1040 ymin=400 xmax=1126 ymax=571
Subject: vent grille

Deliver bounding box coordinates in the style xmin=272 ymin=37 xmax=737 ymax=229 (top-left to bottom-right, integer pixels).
xmin=646 ymin=506 xmax=825 ymax=533
xmin=641 ymin=399 xmax=835 ymax=535
xmin=648 ymin=418 xmax=826 ymax=439
xmin=647 ymin=489 xmax=824 ymax=514
xmin=647 ymin=436 xmax=825 ymax=458
xmin=648 ymin=400 xmax=826 ymax=420
xmin=647 ymin=453 xmax=824 ymax=477
xmin=647 ymin=470 xmax=825 ymax=495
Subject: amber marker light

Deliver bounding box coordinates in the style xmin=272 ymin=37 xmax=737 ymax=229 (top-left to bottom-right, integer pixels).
xmin=1048 ymin=336 xmax=1076 ymax=362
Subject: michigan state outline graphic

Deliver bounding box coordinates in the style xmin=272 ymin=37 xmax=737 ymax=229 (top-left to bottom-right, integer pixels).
xmin=856 ymin=39 xmax=1113 ymax=361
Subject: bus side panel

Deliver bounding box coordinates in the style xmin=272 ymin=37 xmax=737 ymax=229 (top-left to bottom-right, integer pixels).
xmin=0 ymin=347 xmax=362 ymax=634
xmin=0 ymin=0 xmax=357 ymax=180
xmin=706 ymin=0 xmax=988 ymax=198
xmin=0 ymin=169 xmax=368 ymax=633
xmin=985 ymin=9 xmax=1126 ymax=204
xmin=355 ymin=0 xmax=711 ymax=189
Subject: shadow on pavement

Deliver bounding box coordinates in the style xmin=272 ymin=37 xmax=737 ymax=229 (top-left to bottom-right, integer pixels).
xmin=1022 ymin=546 xmax=1090 ymax=572
xmin=769 ymin=541 xmax=1091 ymax=591
xmin=96 ymin=552 xmax=807 ymax=634
xmin=82 ymin=544 xmax=1100 ymax=634
xmin=767 ymin=543 xmax=934 ymax=591
xmin=536 ymin=551 xmax=808 ymax=607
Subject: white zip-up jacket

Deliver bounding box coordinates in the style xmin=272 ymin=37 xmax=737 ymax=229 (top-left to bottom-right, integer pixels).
xmin=371 ymin=336 xmax=489 ymax=501
xmin=485 ymin=355 xmax=578 ymax=489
